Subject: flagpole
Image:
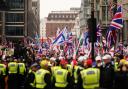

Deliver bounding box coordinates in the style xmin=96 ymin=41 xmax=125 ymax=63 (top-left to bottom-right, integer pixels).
xmin=122 ymin=21 xmax=124 ymax=55
xmin=87 ymin=1 xmax=97 ymax=60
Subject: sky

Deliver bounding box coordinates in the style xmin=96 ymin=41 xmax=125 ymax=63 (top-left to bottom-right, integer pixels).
xmin=40 ymin=0 xmax=81 ymax=19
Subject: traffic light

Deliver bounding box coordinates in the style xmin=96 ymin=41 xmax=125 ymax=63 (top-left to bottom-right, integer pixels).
xmin=87 ymin=18 xmax=97 ymax=42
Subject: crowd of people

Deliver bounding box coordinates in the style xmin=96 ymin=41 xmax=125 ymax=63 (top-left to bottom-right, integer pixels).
xmin=0 ymin=42 xmax=128 ymax=89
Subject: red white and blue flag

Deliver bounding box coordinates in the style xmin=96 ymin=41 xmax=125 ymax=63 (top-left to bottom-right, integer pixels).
xmin=106 ymin=30 xmax=117 ymax=49
xmin=110 ymin=5 xmax=123 ymax=30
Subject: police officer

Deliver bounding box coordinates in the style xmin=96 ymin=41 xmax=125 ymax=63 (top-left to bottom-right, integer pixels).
xmin=50 ymin=57 xmax=61 ymax=83
xmin=35 ymin=60 xmax=51 ymax=89
xmin=113 ymin=56 xmax=120 ymax=72
xmin=18 ymin=59 xmax=26 ymax=89
xmin=53 ymin=59 xmax=72 ymax=89
xmin=25 ymin=63 xmax=38 ymax=89
xmin=114 ymin=60 xmax=128 ymax=89
xmin=0 ymin=60 xmax=7 ymax=89
xmin=8 ymin=58 xmax=19 ymax=89
xmin=79 ymin=59 xmax=100 ymax=89
xmin=71 ymin=59 xmax=81 ymax=89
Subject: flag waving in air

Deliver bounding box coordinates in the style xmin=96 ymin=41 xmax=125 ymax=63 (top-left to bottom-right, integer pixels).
xmin=110 ymin=5 xmax=123 ymax=30
xmin=52 ymin=27 xmax=67 ymax=45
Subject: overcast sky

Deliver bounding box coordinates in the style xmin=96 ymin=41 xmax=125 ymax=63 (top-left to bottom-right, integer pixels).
xmin=40 ymin=0 xmax=81 ymax=19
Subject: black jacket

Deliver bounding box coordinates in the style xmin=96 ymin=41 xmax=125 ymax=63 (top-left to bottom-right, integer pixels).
xmin=24 ymin=72 xmax=35 ymax=89
xmin=100 ymin=62 xmax=115 ymax=89
xmin=114 ymin=71 xmax=128 ymax=89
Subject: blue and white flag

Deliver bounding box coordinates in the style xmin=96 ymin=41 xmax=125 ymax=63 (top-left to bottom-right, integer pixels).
xmin=52 ymin=27 xmax=68 ymax=45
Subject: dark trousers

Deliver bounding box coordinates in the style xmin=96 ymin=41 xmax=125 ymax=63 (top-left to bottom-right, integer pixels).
xmin=18 ymin=74 xmax=26 ymax=89
xmin=54 ymin=86 xmax=69 ymax=89
xmin=0 ymin=76 xmax=5 ymax=89
xmin=8 ymin=74 xmax=19 ymax=89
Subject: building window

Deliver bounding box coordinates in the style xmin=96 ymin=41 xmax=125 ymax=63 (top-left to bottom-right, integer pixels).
xmin=5 ymin=26 xmax=24 ymax=36
xmin=62 ymin=15 xmax=65 ymax=18
xmin=51 ymin=15 xmax=54 ymax=18
xmin=6 ymin=0 xmax=24 ymax=9
xmin=59 ymin=15 xmax=61 ymax=18
xmin=102 ymin=6 xmax=108 ymax=21
xmin=32 ymin=1 xmax=37 ymax=7
xmin=55 ymin=15 xmax=57 ymax=18
xmin=70 ymin=15 xmax=72 ymax=18
xmin=5 ymin=13 xmax=24 ymax=22
xmin=73 ymin=15 xmax=76 ymax=18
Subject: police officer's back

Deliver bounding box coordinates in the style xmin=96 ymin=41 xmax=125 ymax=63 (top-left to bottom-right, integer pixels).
xmin=25 ymin=63 xmax=38 ymax=89
xmin=18 ymin=59 xmax=27 ymax=89
xmin=79 ymin=59 xmax=100 ymax=89
xmin=53 ymin=59 xmax=72 ymax=89
xmin=8 ymin=58 xmax=19 ymax=89
xmin=35 ymin=60 xmax=51 ymax=89
xmin=0 ymin=60 xmax=7 ymax=89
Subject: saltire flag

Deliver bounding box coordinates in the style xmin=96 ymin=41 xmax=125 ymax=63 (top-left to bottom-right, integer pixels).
xmin=109 ymin=5 xmax=123 ymax=30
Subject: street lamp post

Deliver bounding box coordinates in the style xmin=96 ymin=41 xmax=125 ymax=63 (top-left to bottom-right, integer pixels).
xmin=87 ymin=0 xmax=97 ymax=60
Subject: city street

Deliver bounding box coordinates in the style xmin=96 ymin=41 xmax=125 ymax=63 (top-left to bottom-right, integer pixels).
xmin=0 ymin=0 xmax=128 ymax=89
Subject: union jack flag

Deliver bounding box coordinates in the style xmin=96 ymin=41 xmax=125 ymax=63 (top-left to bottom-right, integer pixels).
xmin=110 ymin=5 xmax=123 ymax=30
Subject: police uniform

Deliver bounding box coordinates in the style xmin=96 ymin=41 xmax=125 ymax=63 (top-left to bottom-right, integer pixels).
xmin=53 ymin=68 xmax=71 ymax=89
xmin=114 ymin=61 xmax=119 ymax=72
xmin=80 ymin=68 xmax=100 ymax=89
xmin=25 ymin=69 xmax=36 ymax=89
xmin=67 ymin=64 xmax=73 ymax=76
xmin=0 ymin=63 xmax=6 ymax=89
xmin=51 ymin=66 xmax=61 ymax=81
xmin=8 ymin=61 xmax=19 ymax=89
xmin=35 ymin=68 xmax=51 ymax=89
xmin=18 ymin=62 xmax=26 ymax=89
xmin=73 ymin=65 xmax=81 ymax=89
